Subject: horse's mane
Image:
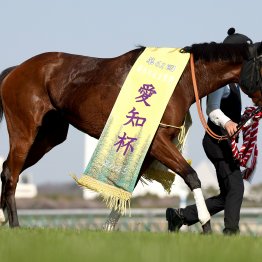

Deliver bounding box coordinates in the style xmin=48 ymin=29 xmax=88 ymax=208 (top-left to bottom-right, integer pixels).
xmin=136 ymin=43 xmax=250 ymax=63
xmin=182 ymin=42 xmax=250 ymax=62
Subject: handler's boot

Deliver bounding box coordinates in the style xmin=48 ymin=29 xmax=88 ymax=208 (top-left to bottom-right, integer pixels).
xmin=166 ymin=208 xmax=184 ymax=232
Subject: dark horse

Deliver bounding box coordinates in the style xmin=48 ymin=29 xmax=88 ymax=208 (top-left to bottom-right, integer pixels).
xmin=1 ymin=42 xmax=262 ymax=232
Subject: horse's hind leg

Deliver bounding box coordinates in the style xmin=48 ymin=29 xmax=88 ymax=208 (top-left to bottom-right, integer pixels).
xmin=1 ymin=110 xmax=69 ymax=227
xmin=0 ymin=124 xmax=46 ymax=227
xmin=0 ymin=140 xmax=33 ymax=227
xmin=0 ymin=108 xmax=46 ymax=227
xmin=0 ymin=162 xmax=11 ymax=225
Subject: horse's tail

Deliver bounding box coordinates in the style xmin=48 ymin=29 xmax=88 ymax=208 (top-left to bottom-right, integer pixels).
xmin=0 ymin=66 xmax=17 ymax=122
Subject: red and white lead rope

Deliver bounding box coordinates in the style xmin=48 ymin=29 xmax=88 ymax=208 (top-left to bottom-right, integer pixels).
xmin=231 ymin=107 xmax=262 ymax=182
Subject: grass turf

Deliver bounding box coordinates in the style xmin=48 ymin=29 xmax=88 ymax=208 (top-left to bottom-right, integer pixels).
xmin=0 ymin=228 xmax=262 ymax=262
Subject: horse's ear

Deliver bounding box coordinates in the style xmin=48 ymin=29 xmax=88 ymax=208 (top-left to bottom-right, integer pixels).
xmin=181 ymin=46 xmax=191 ymax=53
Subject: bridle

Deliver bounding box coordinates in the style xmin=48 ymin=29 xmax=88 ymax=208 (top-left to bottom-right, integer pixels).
xmin=190 ymin=45 xmax=262 ymax=141
xmin=160 ymin=43 xmax=262 ymax=141
xmin=239 ymin=43 xmax=262 ymax=96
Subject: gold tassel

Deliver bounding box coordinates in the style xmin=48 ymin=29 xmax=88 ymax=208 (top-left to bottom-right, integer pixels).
xmin=72 ymin=175 xmax=131 ymax=215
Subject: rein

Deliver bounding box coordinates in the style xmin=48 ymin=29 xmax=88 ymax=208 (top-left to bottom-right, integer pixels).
xmin=159 ymin=54 xmax=237 ymax=141
xmin=160 ymin=52 xmax=262 ymax=142
xmin=190 ymin=53 xmax=262 ymax=141
xmin=190 ymin=54 xmax=228 ymax=141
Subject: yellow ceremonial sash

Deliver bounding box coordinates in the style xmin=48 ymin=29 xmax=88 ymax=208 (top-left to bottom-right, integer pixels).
xmin=74 ymin=47 xmax=190 ymax=214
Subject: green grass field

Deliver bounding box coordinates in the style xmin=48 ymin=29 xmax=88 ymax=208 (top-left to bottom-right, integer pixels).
xmin=0 ymin=228 xmax=262 ymax=262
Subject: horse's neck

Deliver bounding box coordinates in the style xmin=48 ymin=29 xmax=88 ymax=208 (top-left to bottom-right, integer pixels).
xmin=196 ymin=60 xmax=242 ymax=99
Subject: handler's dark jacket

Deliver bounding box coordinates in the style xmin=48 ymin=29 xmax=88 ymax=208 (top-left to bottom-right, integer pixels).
xmin=207 ymin=84 xmax=241 ymax=137
xmin=203 ymin=84 xmax=241 ymax=162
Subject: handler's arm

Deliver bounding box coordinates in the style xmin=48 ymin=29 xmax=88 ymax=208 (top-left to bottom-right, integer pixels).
xmin=207 ymin=86 xmax=238 ymax=136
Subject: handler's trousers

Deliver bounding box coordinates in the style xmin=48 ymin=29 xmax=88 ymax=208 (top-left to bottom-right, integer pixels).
xmin=181 ymin=134 xmax=244 ymax=233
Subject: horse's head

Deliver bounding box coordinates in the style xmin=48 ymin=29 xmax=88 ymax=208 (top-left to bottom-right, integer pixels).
xmin=239 ymin=42 xmax=262 ymax=106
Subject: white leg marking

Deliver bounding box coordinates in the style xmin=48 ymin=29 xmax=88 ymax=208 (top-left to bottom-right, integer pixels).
xmin=193 ymin=188 xmax=211 ymax=225
xmin=0 ymin=208 xmax=8 ymax=226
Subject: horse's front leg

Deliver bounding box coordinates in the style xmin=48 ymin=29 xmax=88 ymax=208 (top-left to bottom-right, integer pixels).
xmin=150 ymin=133 xmax=212 ymax=234
xmin=102 ymin=158 xmax=152 ymax=232
xmin=103 ymin=208 xmax=121 ymax=231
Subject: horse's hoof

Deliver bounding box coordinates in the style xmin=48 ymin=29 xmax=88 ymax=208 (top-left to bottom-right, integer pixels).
xmin=103 ymin=223 xmax=115 ymax=232
xmin=202 ymin=220 xmax=212 ymax=234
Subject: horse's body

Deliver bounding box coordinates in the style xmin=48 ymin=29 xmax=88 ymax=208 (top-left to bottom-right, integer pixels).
xmin=1 ymin=43 xmax=262 ymax=231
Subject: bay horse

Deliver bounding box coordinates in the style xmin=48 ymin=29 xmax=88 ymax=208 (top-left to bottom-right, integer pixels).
xmin=1 ymin=42 xmax=262 ymax=233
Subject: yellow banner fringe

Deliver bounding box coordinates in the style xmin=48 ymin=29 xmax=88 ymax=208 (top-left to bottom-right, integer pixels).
xmin=72 ymin=175 xmax=131 ymax=215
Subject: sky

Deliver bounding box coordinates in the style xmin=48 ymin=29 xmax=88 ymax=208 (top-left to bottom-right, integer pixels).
xmin=0 ymin=0 xmax=262 ymax=187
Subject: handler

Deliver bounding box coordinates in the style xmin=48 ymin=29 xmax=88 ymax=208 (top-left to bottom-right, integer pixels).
xmin=166 ymin=28 xmax=253 ymax=235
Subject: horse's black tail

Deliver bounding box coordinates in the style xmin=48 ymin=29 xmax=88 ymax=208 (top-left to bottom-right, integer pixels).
xmin=0 ymin=66 xmax=17 ymax=122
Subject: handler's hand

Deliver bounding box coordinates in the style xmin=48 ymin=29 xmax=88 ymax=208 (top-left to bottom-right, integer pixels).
xmin=224 ymin=120 xmax=238 ymax=137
